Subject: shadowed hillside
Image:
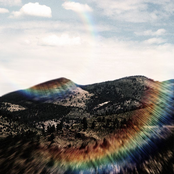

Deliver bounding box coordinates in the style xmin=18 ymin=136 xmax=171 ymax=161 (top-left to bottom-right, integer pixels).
xmin=0 ymin=75 xmax=174 ymax=174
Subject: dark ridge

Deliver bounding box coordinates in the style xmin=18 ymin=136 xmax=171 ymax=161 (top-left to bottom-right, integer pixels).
xmin=0 ymin=76 xmax=157 ymax=98
xmin=0 ymin=77 xmax=74 ymax=103
xmin=0 ymin=90 xmax=27 ymax=103
xmin=79 ymin=75 xmax=154 ymax=89
xmin=0 ymin=75 xmax=173 ymax=107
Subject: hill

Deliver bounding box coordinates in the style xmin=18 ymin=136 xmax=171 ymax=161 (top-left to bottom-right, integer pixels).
xmin=1 ymin=75 xmax=173 ymax=117
xmin=0 ymin=75 xmax=174 ymax=174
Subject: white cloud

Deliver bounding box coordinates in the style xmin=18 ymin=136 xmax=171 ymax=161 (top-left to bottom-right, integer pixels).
xmin=0 ymin=0 xmax=174 ymax=96
xmin=0 ymin=8 xmax=9 ymax=13
xmin=143 ymin=37 xmax=166 ymax=44
xmin=0 ymin=20 xmax=112 ymax=35
xmin=0 ymin=0 xmax=21 ymax=6
xmin=62 ymin=2 xmax=93 ymax=12
xmin=10 ymin=2 xmax=52 ymax=18
xmin=155 ymin=29 xmax=166 ymax=35
xmin=1 ymin=28 xmax=174 ymax=96
xmin=90 ymin=0 xmax=174 ymax=22
xmin=135 ymin=29 xmax=166 ymax=36
xmin=40 ymin=34 xmax=81 ymax=46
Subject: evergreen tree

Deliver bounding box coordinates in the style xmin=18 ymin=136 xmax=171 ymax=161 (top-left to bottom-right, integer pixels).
xmin=91 ymin=121 xmax=95 ymax=129
xmin=82 ymin=117 xmax=87 ymax=130
xmin=57 ymin=120 xmax=63 ymax=132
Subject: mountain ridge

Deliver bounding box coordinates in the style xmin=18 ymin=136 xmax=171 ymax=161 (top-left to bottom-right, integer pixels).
xmin=0 ymin=75 xmax=174 ymax=174
xmin=1 ymin=75 xmax=174 ymax=118
xmin=0 ymin=75 xmax=170 ymax=98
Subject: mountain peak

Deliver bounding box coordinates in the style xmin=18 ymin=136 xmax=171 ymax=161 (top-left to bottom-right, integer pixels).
xmin=30 ymin=77 xmax=73 ymax=90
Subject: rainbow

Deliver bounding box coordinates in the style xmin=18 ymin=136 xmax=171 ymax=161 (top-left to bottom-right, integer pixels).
xmin=1 ymin=2 xmax=173 ymax=172
xmin=30 ymin=81 xmax=174 ymax=173
xmin=65 ymin=0 xmax=99 ymax=80
xmin=67 ymin=0 xmax=98 ymax=38
xmin=23 ymin=78 xmax=76 ymax=100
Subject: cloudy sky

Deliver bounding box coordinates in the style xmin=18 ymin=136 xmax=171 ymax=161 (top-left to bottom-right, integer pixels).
xmin=0 ymin=0 xmax=174 ymax=96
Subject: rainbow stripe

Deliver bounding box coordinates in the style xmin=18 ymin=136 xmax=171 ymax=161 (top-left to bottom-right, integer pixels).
xmin=67 ymin=0 xmax=98 ymax=38
xmin=23 ymin=78 xmax=76 ymax=99
xmin=67 ymin=0 xmax=99 ymax=80
xmin=30 ymin=81 xmax=173 ymax=173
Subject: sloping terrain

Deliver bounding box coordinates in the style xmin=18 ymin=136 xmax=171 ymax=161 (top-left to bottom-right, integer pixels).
xmin=0 ymin=75 xmax=174 ymax=174
xmin=1 ymin=75 xmax=172 ymax=116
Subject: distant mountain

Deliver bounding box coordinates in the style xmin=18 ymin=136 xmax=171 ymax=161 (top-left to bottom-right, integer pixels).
xmin=0 ymin=75 xmax=174 ymax=120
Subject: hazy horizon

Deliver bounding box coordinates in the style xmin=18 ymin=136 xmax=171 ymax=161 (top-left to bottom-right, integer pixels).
xmin=1 ymin=0 xmax=174 ymax=96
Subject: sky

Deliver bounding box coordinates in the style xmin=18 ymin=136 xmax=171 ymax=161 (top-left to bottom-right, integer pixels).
xmin=0 ymin=0 xmax=174 ymax=96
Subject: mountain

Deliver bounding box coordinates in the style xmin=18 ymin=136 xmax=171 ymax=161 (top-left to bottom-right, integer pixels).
xmin=1 ymin=75 xmax=173 ymax=117
xmin=0 ymin=76 xmax=174 ymax=174
xmin=0 ymin=75 xmax=174 ymax=133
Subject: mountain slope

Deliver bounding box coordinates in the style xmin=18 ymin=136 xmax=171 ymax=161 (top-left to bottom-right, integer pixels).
xmin=0 ymin=76 xmax=174 ymax=174
xmin=1 ymin=76 xmax=174 ymax=116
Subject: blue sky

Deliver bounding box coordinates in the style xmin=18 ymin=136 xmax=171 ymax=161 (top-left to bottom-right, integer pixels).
xmin=0 ymin=0 xmax=174 ymax=96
